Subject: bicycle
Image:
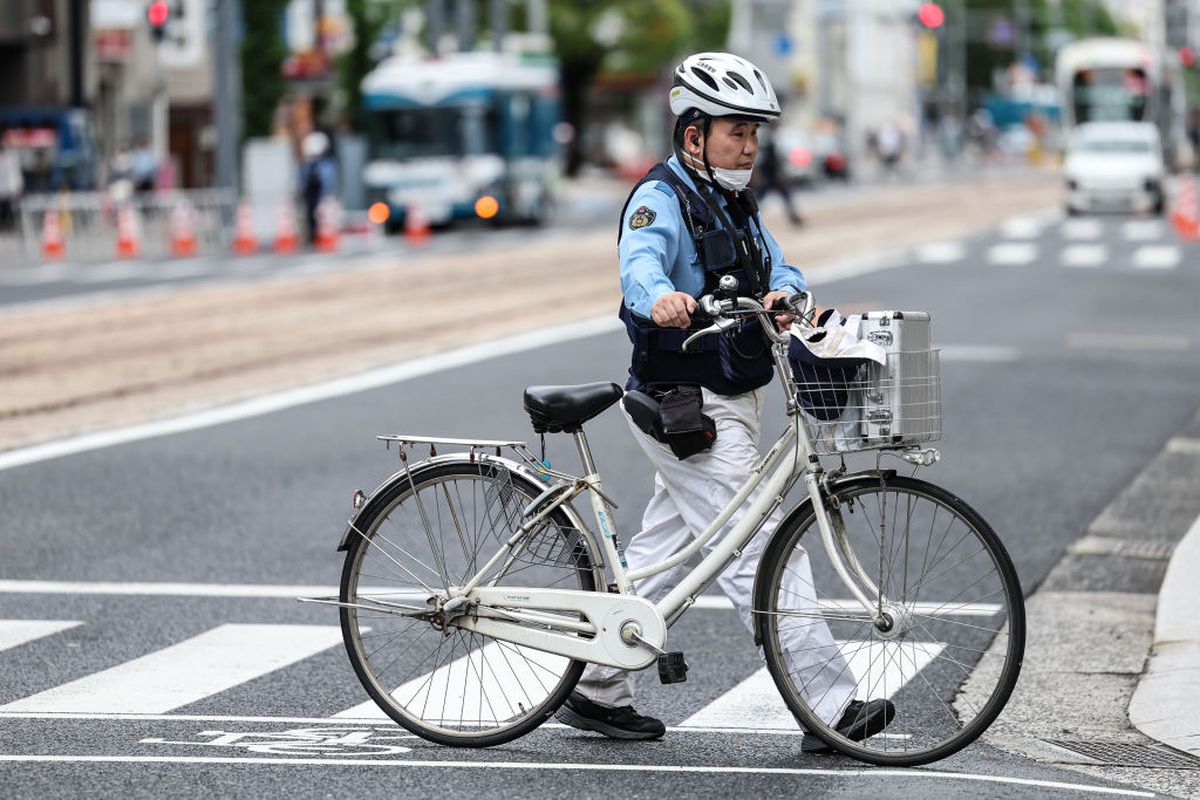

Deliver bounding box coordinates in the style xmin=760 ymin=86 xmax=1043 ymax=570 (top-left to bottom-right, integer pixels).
xmin=305 ymin=291 xmax=1026 ymax=767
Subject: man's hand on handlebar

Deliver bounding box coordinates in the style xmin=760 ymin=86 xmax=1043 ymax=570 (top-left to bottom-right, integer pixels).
xmin=764 ymin=290 xmax=796 ymax=332
xmin=651 ymin=291 xmax=698 ymax=329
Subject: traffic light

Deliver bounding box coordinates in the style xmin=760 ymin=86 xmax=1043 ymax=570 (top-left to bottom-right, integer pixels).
xmin=1181 ymin=46 xmax=1197 ymax=69
xmin=147 ymin=0 xmax=169 ymax=43
xmin=918 ymin=3 xmax=945 ymax=30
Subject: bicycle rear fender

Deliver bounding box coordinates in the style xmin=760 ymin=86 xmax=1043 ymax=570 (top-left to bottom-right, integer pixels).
xmin=750 ymin=469 xmax=895 ymax=647
xmin=336 ymin=453 xmax=608 ymax=588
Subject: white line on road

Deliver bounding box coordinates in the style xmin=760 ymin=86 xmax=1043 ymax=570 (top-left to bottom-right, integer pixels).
xmin=0 ymin=580 xmax=1002 ymax=617
xmin=1062 ymin=219 xmax=1104 ymax=240
xmin=680 ymin=642 xmax=943 ymax=731
xmin=939 ymin=345 xmax=1021 ymax=362
xmin=1067 ymin=332 xmax=1191 ymax=352
xmin=0 ymin=315 xmax=624 ymax=473
xmin=1122 ymin=220 xmax=1164 ymax=242
xmin=334 ymin=642 xmax=569 ymax=721
xmin=1060 ymin=244 xmax=1108 ymax=269
xmin=0 ymin=620 xmax=81 ymax=652
xmin=0 ymin=624 xmax=343 ymax=714
xmin=913 ymin=241 xmax=966 ymax=264
xmin=999 ymin=215 xmax=1050 ymax=239
xmin=1132 ymin=245 xmax=1182 ymax=270
xmin=986 ymin=243 xmax=1038 ymax=266
xmin=0 ymin=755 xmax=1157 ymax=796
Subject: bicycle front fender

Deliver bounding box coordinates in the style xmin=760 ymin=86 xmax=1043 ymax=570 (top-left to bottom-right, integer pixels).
xmin=749 ymin=469 xmax=896 ymax=647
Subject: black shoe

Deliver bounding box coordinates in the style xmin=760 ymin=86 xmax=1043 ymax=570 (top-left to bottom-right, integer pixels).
xmin=553 ymin=692 xmax=665 ymax=741
xmin=800 ymin=699 xmax=896 ymax=753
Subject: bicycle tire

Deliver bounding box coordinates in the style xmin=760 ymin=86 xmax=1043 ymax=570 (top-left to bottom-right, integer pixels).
xmin=754 ymin=474 xmax=1025 ymax=766
xmin=340 ymin=460 xmax=597 ymax=747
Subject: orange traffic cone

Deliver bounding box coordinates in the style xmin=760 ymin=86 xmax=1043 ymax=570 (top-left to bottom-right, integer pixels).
xmin=274 ymin=203 xmax=300 ymax=254
xmin=169 ymin=199 xmax=198 ymax=257
xmin=115 ymin=204 xmax=141 ymax=259
xmin=314 ymin=196 xmax=341 ymax=253
xmin=232 ymin=201 xmax=258 ymax=255
xmin=405 ymin=202 xmax=431 ymax=245
xmin=41 ymin=209 xmax=65 ymax=260
xmin=1171 ymin=177 xmax=1200 ymax=241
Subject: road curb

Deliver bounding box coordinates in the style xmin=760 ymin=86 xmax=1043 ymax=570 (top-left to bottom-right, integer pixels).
xmin=1129 ymin=503 xmax=1200 ymax=758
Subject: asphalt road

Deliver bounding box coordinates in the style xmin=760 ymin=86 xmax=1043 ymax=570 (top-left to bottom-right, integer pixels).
xmin=0 ymin=209 xmax=1197 ymax=798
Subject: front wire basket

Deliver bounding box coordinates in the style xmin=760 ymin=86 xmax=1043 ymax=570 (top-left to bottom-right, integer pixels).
xmin=793 ymin=349 xmax=942 ymax=454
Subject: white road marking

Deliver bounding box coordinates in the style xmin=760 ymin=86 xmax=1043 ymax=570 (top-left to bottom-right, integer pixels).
xmin=939 ymin=345 xmax=1021 ymax=362
xmin=0 ymin=755 xmax=1157 ymax=796
xmin=334 ymin=642 xmax=569 ymax=721
xmin=74 ymin=262 xmax=147 ymax=284
xmin=1122 ymin=220 xmax=1164 ymax=242
xmin=913 ymin=241 xmax=966 ymax=264
xmin=691 ymin=594 xmax=1002 ymax=617
xmin=986 ymin=243 xmax=1037 ymax=266
xmin=1132 ymin=245 xmax=1182 ymax=270
xmin=1060 ymin=244 xmax=1108 ymax=269
xmin=0 ymin=624 xmax=342 ymax=714
xmin=0 ymin=620 xmax=81 ymax=652
xmin=679 ymin=642 xmax=943 ymax=731
xmin=0 ymin=581 xmax=1004 ymax=620
xmin=999 ymin=215 xmax=1047 ymax=239
xmin=1062 ymin=219 xmax=1103 ymax=240
xmin=0 ymin=315 xmax=624 ymax=473
xmin=1067 ymin=332 xmax=1190 ymax=352
xmin=0 ymin=263 xmax=73 ymax=284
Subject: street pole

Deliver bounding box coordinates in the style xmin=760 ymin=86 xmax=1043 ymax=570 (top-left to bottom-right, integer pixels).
xmin=490 ymin=0 xmax=507 ymax=53
xmin=1015 ymin=0 xmax=1032 ymax=66
xmin=68 ymin=0 xmax=85 ymax=108
xmin=456 ymin=0 xmax=475 ymax=52
xmin=427 ymin=0 xmax=444 ymax=56
xmin=214 ymin=0 xmax=242 ymax=202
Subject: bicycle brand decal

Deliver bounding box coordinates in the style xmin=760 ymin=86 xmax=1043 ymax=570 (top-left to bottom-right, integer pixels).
xmin=141 ymin=727 xmax=413 ymax=757
xmin=596 ymin=509 xmax=629 ymax=568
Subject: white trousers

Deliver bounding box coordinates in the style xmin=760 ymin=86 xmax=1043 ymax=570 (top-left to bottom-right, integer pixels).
xmin=575 ymin=387 xmax=858 ymax=726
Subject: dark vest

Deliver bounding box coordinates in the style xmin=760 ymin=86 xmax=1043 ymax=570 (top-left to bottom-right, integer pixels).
xmin=617 ymin=160 xmax=774 ymax=395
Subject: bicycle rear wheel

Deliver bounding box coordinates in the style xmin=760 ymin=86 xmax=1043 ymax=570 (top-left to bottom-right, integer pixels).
xmin=755 ymin=475 xmax=1024 ymax=766
xmin=340 ymin=460 xmax=597 ymax=747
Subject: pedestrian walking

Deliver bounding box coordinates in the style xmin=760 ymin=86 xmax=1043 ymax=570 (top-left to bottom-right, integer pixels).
xmin=299 ymin=131 xmax=337 ymax=247
xmin=754 ymin=128 xmax=804 ymax=226
xmin=553 ymin=51 xmax=894 ymax=751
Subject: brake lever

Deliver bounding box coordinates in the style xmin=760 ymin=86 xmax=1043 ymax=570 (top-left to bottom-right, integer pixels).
xmin=681 ymin=316 xmax=737 ymax=352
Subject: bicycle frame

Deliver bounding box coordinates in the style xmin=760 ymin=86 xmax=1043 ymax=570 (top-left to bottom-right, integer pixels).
xmin=443 ymin=331 xmax=887 ymax=668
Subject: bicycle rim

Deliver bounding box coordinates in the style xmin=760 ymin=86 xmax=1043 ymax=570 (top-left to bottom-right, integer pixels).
xmin=758 ymin=475 xmax=1025 ymax=766
xmin=340 ymin=461 xmax=595 ymax=747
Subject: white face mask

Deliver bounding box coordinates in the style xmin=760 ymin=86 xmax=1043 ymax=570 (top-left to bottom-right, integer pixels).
xmin=681 ymin=149 xmax=753 ymax=192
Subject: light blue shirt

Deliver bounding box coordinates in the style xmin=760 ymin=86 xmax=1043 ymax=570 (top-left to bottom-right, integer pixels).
xmin=619 ymin=155 xmax=806 ymax=319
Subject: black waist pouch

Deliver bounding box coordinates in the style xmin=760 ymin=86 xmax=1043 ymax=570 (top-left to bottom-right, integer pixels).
xmin=657 ymin=386 xmax=717 ymax=460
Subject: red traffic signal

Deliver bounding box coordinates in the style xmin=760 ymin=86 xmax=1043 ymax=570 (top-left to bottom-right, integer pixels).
xmin=1181 ymin=46 xmax=1197 ymax=68
xmin=918 ymin=3 xmax=945 ymax=29
xmin=147 ymin=1 xmax=169 ymax=28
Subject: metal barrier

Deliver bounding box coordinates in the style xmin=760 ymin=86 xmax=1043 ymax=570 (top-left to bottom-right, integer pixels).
xmin=17 ymin=189 xmax=238 ymax=262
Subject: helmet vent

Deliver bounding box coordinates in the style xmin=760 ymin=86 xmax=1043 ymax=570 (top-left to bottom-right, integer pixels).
xmin=753 ymin=69 xmax=768 ymax=92
xmin=689 ymin=67 xmax=720 ymax=92
xmin=726 ymin=72 xmax=753 ymax=93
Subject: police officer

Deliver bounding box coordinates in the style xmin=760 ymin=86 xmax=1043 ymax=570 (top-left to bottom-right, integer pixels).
xmin=554 ymin=53 xmax=894 ymax=750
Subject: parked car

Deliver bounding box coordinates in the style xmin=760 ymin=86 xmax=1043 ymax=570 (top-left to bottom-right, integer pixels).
xmin=1064 ymin=122 xmax=1165 ymax=216
xmin=814 ymin=133 xmax=850 ymax=181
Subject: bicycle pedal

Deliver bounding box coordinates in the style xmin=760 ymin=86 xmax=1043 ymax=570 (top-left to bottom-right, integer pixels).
xmin=657 ymin=651 xmax=688 ymax=684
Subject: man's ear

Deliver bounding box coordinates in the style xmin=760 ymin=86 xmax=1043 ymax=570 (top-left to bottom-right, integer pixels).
xmin=685 ymin=125 xmax=703 ymax=154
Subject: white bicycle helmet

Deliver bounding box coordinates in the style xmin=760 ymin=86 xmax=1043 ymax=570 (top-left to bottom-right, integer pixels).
xmin=669 ymin=52 xmax=780 ymax=122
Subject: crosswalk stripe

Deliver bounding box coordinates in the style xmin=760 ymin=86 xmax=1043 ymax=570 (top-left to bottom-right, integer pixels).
xmin=0 ymin=620 xmax=81 ymax=652
xmin=1061 ymin=244 xmax=1108 ymax=269
xmin=1062 ymin=219 xmax=1103 ymax=240
xmin=678 ymin=641 xmax=944 ymax=731
xmin=334 ymin=641 xmax=569 ymax=722
xmin=0 ymin=624 xmax=342 ymax=714
xmin=913 ymin=241 xmax=966 ymax=264
xmin=986 ymin=243 xmax=1037 ymax=266
xmin=1132 ymin=245 xmax=1181 ymax=270
xmin=999 ymin=216 xmax=1047 ymax=239
xmin=1122 ymin=220 xmax=1164 ymax=242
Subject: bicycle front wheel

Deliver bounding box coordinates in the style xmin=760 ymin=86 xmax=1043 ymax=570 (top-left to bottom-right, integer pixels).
xmin=340 ymin=460 xmax=597 ymax=747
xmin=756 ymin=475 xmax=1025 ymax=766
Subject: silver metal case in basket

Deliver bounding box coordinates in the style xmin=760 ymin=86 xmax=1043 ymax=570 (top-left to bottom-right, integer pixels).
xmin=858 ymin=311 xmax=940 ymax=447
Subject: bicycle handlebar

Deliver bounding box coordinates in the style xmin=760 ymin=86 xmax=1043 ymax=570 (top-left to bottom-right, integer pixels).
xmin=681 ymin=291 xmax=814 ymax=352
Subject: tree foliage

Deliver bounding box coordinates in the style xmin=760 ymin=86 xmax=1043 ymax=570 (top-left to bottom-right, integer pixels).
xmin=241 ymin=0 xmax=292 ymax=139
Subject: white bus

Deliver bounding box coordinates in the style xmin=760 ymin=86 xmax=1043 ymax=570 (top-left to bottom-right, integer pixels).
xmin=361 ymin=50 xmax=562 ymax=228
xmin=1055 ymin=37 xmax=1191 ymax=168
